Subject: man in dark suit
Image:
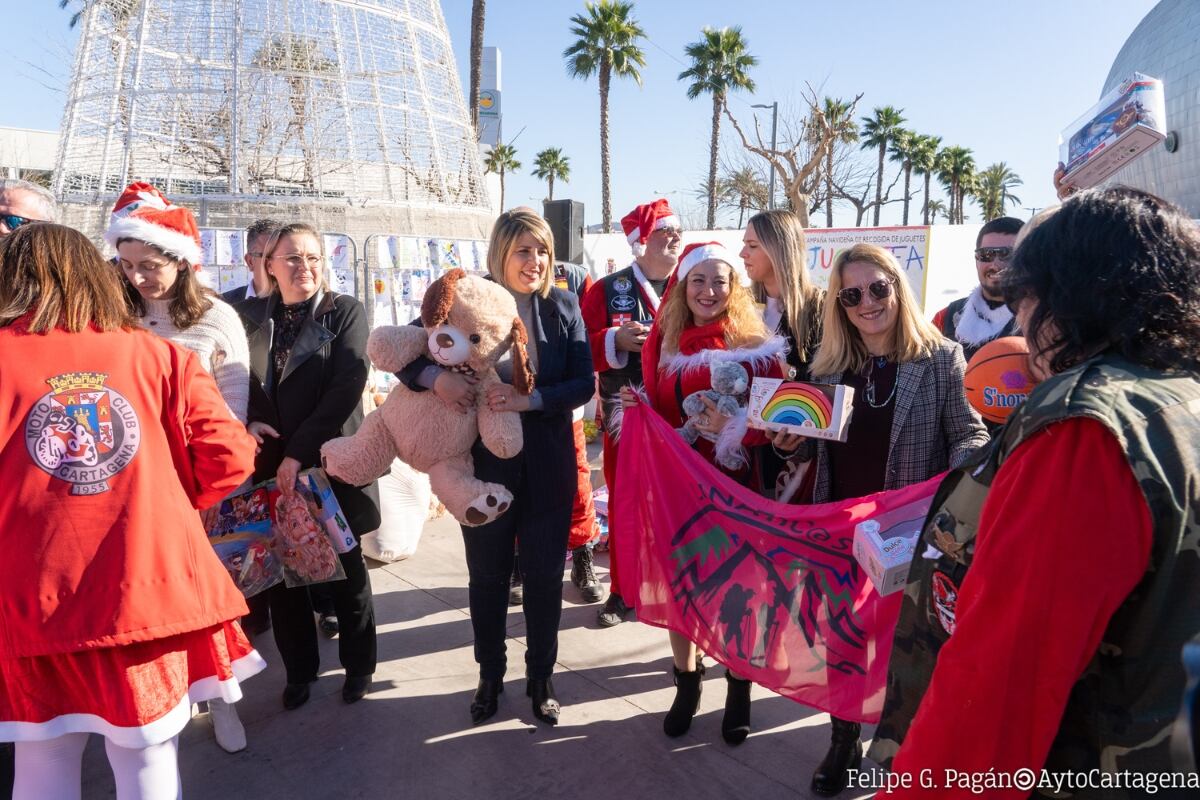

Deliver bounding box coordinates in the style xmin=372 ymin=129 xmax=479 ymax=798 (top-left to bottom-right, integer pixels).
xmin=221 ymin=218 xmax=282 ymax=304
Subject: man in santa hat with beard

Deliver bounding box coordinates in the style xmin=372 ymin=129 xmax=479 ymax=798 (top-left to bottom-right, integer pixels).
xmin=580 ymin=198 xmax=681 ymax=627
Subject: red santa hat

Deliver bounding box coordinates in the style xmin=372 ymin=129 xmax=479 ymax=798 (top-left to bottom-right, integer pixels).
xmin=103 ymin=182 xmax=204 ymax=269
xmin=672 ymin=241 xmax=745 ymax=288
xmin=621 ymin=198 xmax=680 ymax=256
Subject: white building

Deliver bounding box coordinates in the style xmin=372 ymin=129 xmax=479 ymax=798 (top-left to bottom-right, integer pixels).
xmin=0 ymin=127 xmax=59 ymax=185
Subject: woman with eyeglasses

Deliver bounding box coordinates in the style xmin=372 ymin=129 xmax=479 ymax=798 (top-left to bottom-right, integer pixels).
xmin=236 ymin=222 xmax=381 ymax=711
xmin=799 ymin=243 xmax=987 ymax=796
xmin=622 ymin=241 xmax=786 ymax=744
xmin=105 ymin=182 xmax=254 ymax=753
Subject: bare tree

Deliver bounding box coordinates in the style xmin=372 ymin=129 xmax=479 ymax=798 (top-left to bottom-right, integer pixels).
xmin=723 ymin=86 xmax=863 ymax=227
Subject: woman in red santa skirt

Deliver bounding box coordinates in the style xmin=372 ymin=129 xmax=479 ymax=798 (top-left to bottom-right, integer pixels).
xmin=0 ymin=224 xmax=262 ymax=800
xmin=621 ymin=241 xmax=785 ymax=745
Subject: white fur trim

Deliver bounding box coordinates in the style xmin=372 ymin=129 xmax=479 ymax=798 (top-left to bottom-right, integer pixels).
xmin=954 ymin=286 xmax=1014 ymax=346
xmin=631 ymin=261 xmax=661 ymax=312
xmin=677 ymin=243 xmax=738 ymax=284
xmin=627 ymin=213 xmax=680 ymax=254
xmin=653 ymin=214 xmax=680 ymax=232
xmin=0 ymin=649 xmax=265 ymax=749
xmin=714 ymin=406 xmax=750 ymax=471
xmin=604 ymin=326 xmax=629 ymax=370
xmin=105 ymin=217 xmax=203 ymax=266
xmin=663 ymin=335 xmax=788 ymax=376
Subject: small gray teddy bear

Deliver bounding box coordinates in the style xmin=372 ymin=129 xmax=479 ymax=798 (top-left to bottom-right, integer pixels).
xmin=678 ymin=361 xmax=751 ymax=469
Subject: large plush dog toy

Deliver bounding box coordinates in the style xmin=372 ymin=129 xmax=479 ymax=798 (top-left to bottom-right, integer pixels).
xmin=321 ymin=269 xmax=533 ymax=526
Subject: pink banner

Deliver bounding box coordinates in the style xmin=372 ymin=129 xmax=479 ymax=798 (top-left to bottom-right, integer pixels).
xmin=613 ymin=403 xmax=941 ymax=723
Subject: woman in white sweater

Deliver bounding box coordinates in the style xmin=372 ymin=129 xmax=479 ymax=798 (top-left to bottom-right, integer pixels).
xmin=106 ymin=185 xmax=254 ymax=754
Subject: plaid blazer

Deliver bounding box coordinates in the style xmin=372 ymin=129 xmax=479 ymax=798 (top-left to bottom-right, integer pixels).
xmin=810 ymin=338 xmax=989 ymax=503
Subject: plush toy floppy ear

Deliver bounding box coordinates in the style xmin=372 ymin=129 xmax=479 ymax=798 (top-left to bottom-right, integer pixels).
xmin=421 ymin=268 xmax=466 ymax=327
xmin=509 ymin=317 xmax=535 ymax=396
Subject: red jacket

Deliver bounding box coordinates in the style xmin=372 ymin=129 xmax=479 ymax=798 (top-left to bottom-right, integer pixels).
xmin=642 ymin=319 xmax=785 ymax=472
xmin=0 ymin=320 xmax=257 ymax=658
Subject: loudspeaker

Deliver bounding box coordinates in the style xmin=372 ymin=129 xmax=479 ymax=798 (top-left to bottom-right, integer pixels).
xmin=543 ymin=199 xmax=585 ymax=264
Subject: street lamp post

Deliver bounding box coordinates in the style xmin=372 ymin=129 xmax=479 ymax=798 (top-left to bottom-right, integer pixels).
xmin=752 ymin=101 xmax=778 ymax=210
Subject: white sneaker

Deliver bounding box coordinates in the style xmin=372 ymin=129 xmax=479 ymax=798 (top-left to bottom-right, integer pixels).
xmin=209 ymin=697 xmax=247 ymax=753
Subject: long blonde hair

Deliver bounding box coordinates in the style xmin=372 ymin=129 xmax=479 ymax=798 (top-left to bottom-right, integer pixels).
xmin=657 ymin=261 xmax=769 ymax=355
xmin=747 ymin=210 xmax=821 ymax=360
xmin=809 ymin=243 xmax=941 ymax=376
xmin=487 ymin=209 xmax=555 ymax=298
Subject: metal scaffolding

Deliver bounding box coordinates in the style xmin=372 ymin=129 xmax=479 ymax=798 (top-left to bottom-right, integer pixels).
xmin=55 ymin=0 xmax=491 ymax=238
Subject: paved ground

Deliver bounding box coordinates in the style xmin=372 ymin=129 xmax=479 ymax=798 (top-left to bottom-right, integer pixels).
xmin=75 ymin=509 xmax=875 ymax=799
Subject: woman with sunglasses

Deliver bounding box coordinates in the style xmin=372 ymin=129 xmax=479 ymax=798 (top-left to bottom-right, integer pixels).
xmin=622 ymin=241 xmax=786 ymax=744
xmin=801 ymin=243 xmax=987 ymax=796
xmin=237 ymin=222 xmax=380 ymax=711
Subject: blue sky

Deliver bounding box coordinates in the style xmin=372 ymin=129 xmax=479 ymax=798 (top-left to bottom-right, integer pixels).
xmin=2 ymin=0 xmax=1160 ymax=228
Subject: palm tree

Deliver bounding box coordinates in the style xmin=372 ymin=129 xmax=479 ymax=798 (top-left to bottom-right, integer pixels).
xmin=532 ymin=147 xmax=571 ymax=201
xmin=860 ymin=106 xmax=906 ymax=226
xmin=909 ymin=134 xmax=941 ymax=225
xmin=936 ymin=145 xmax=976 ymax=224
xmin=483 ymin=143 xmax=521 ymax=211
xmin=722 ymin=167 xmax=768 ymax=227
xmin=564 ymin=1 xmax=647 ymax=233
xmin=469 ymin=0 xmax=487 ymax=131
xmin=678 ymin=26 xmax=757 ymax=230
xmin=975 ymin=162 xmax=1023 ymax=220
xmin=925 ymin=198 xmax=949 ymax=223
xmin=816 ymin=97 xmax=858 ymax=228
xmin=888 ymin=129 xmax=918 ymax=226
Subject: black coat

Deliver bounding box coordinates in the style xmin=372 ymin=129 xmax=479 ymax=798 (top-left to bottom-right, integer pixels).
xmin=237 ymin=289 xmax=381 ymax=535
xmin=399 ymin=286 xmax=595 ymax=501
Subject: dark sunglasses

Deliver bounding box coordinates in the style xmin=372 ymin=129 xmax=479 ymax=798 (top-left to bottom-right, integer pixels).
xmin=975 ymin=246 xmax=1013 ymax=263
xmin=0 ymin=214 xmax=37 ymax=233
xmin=837 ymin=278 xmax=895 ymax=308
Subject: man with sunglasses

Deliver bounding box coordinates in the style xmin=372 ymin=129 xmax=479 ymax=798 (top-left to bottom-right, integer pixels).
xmin=221 ymin=218 xmax=282 ymax=304
xmin=931 ymin=216 xmax=1024 ymax=361
xmin=0 ymin=178 xmax=57 ymax=236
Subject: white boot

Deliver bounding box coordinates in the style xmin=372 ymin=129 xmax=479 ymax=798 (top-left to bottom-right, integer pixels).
xmin=209 ymin=697 xmax=247 ymax=753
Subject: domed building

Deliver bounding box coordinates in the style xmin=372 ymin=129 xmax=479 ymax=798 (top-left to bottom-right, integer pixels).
xmin=1103 ymin=0 xmax=1200 ymax=214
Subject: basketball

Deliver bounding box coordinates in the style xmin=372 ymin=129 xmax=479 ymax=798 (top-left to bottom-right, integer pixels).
xmin=963 ymin=337 xmax=1036 ymax=424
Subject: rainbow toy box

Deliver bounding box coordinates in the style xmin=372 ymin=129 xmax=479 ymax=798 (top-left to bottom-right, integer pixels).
xmin=746 ymin=378 xmax=855 ymax=442
xmin=1060 ymin=73 xmax=1165 ymax=191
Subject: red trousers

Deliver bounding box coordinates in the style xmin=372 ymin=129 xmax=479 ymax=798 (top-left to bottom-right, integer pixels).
xmin=600 ymin=430 xmax=623 ymax=597
xmin=567 ymin=419 xmax=598 ymax=551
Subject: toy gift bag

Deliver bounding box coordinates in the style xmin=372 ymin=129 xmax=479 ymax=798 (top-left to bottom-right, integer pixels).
xmin=271 ymin=469 xmax=351 ymax=587
xmin=207 ymin=485 xmax=284 ymax=598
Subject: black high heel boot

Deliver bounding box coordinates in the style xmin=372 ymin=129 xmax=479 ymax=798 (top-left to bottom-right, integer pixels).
xmin=526 ymin=677 xmax=560 ymax=725
xmin=810 ymin=717 xmax=863 ymax=796
xmin=662 ymin=661 xmax=706 ymax=737
xmin=470 ymin=678 xmax=504 ymax=725
xmin=721 ymin=671 xmax=752 ymax=745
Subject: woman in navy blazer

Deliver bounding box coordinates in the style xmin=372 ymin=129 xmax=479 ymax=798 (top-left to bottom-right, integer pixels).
xmin=399 ymin=210 xmax=594 ymax=726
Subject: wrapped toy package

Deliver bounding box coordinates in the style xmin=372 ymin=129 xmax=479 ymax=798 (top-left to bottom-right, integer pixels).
xmin=1060 ymin=73 xmax=1166 ymax=191
xmin=853 ymin=517 xmax=922 ymax=596
xmin=746 ymin=378 xmax=855 ymax=442
xmin=207 ymin=468 xmax=351 ymax=593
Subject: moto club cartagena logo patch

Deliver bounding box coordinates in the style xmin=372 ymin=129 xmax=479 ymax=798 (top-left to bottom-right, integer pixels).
xmin=24 ymin=372 xmax=141 ymax=495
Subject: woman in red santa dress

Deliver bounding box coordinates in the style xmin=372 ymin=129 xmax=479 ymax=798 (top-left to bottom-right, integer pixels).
xmin=621 ymin=241 xmax=785 ymax=745
xmin=0 ymin=224 xmax=261 ymax=800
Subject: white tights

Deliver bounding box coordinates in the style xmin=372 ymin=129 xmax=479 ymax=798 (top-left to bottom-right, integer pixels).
xmin=13 ymin=733 xmax=182 ymax=800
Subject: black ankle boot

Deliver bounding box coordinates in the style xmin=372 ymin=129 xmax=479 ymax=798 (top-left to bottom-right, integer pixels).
xmin=810 ymin=717 xmax=863 ymax=796
xmin=721 ymin=671 xmax=752 ymax=745
xmin=470 ymin=678 xmax=504 ymax=725
xmin=526 ymin=677 xmax=560 ymax=725
xmin=663 ymin=662 xmax=705 ymax=737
